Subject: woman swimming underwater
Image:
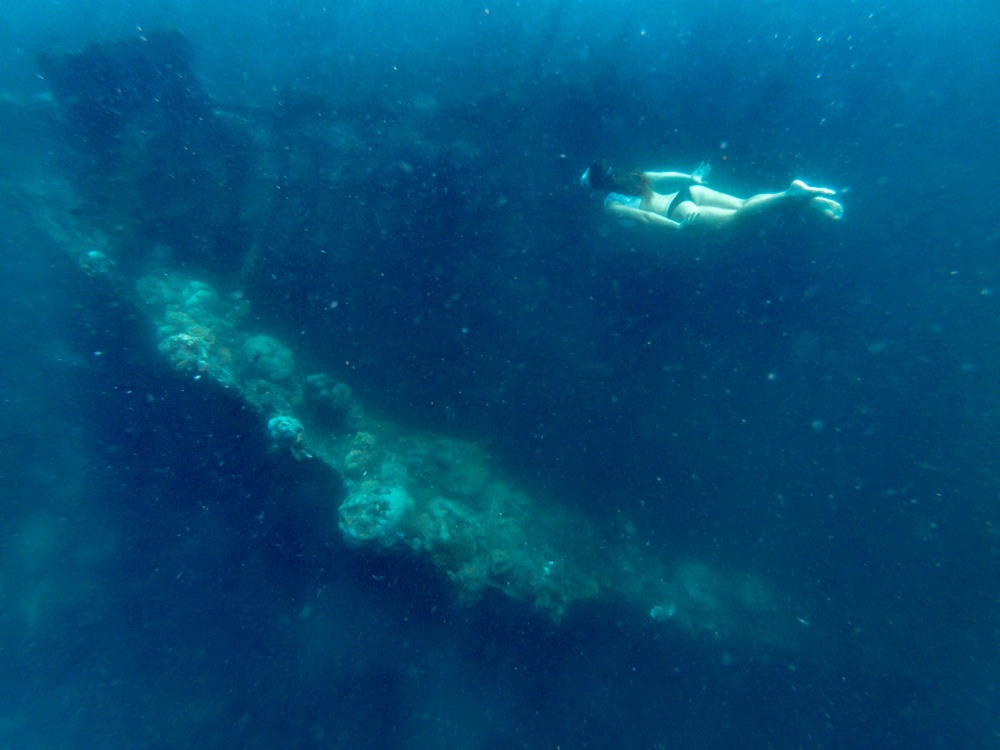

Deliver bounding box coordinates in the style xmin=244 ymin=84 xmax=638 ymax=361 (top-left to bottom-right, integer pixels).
xmin=581 ymin=160 xmax=843 ymax=230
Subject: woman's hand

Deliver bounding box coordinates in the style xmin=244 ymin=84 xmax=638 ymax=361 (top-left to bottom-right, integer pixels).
xmin=690 ymin=162 xmax=711 ymax=184
xmin=680 ymin=212 xmax=701 ymax=228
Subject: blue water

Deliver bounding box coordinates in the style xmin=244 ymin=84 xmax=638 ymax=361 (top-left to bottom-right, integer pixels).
xmin=2 ymin=1 xmax=999 ymax=747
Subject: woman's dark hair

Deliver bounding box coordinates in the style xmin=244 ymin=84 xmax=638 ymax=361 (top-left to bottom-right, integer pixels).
xmin=583 ymin=160 xmax=651 ymax=196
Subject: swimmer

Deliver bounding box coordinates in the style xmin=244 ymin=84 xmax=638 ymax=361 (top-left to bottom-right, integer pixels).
xmin=580 ymin=160 xmax=843 ymax=230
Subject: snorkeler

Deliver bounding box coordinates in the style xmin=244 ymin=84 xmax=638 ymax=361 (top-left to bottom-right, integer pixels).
xmin=580 ymin=160 xmax=843 ymax=230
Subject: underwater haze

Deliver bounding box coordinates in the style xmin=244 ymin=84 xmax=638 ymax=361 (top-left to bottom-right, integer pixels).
xmin=2 ymin=0 xmax=999 ymax=748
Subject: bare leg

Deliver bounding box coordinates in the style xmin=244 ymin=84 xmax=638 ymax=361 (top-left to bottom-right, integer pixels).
xmin=809 ymin=196 xmax=844 ymax=220
xmin=689 ymin=185 xmax=745 ymax=210
xmin=684 ymin=180 xmax=842 ymax=226
xmin=672 ymin=203 xmax=737 ymax=228
xmin=787 ymin=180 xmax=843 ymax=219
xmin=673 ymin=188 xmax=786 ymax=227
xmin=787 ymin=179 xmax=836 ymax=199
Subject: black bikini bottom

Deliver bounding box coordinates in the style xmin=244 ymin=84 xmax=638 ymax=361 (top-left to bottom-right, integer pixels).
xmin=667 ymin=185 xmax=694 ymax=219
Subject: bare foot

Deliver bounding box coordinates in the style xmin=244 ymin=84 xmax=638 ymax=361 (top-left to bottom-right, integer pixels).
xmin=788 ymin=179 xmax=837 ymax=198
xmin=810 ymin=196 xmax=844 ymax=220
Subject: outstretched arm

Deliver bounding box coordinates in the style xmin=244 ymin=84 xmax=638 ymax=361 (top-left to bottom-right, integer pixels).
xmin=644 ymin=170 xmax=693 ymax=181
xmin=644 ymin=163 xmax=709 ymax=189
xmin=643 ymin=171 xmax=697 ymax=189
